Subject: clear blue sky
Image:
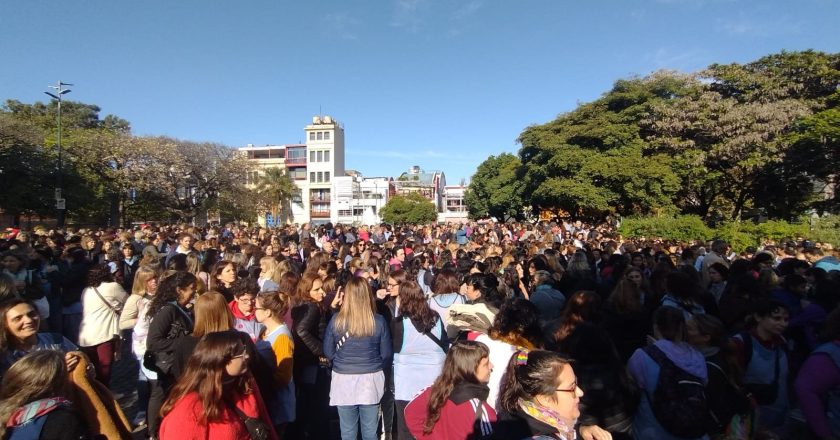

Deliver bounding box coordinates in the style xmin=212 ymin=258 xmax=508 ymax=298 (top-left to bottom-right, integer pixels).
xmin=1 ymin=0 xmax=838 ymax=184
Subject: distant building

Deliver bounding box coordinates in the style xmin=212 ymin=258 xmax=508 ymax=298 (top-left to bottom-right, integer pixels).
xmin=239 ymin=115 xmax=345 ymax=225
xmin=439 ymin=185 xmax=468 ymax=223
xmin=393 ymin=165 xmax=446 ymax=211
xmin=334 ymin=174 xmax=390 ymax=225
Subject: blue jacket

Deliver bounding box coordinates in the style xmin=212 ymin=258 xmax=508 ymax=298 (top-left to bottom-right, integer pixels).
xmin=324 ymin=314 xmax=392 ymax=374
xmin=530 ymin=284 xmax=566 ymax=323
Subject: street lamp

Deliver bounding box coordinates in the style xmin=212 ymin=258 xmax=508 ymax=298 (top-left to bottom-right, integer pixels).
xmin=44 ymin=81 xmax=72 ymax=227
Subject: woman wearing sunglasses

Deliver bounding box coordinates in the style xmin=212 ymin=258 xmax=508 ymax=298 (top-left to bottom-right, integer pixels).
xmin=159 ymin=331 xmax=277 ymax=440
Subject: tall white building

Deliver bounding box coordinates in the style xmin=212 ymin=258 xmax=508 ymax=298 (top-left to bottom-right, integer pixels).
xmin=239 ymin=115 xmax=345 ymax=225
xmin=334 ymin=172 xmax=390 ymax=225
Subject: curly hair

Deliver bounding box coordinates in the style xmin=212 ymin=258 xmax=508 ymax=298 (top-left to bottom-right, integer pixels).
xmin=488 ymin=298 xmax=542 ymax=349
xmin=398 ymin=280 xmax=438 ymax=333
xmin=146 ymin=271 xmax=197 ymax=320
xmin=85 ymin=263 xmax=114 ymax=287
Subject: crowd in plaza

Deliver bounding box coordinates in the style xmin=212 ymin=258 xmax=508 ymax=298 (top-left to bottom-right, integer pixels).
xmin=0 ymin=218 xmax=839 ymax=440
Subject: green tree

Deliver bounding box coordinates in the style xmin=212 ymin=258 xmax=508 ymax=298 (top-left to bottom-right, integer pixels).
xmin=0 ymin=114 xmax=54 ymax=222
xmin=517 ymin=71 xmax=687 ymax=217
xmin=255 ymin=167 xmax=298 ymax=224
xmin=380 ymin=192 xmax=437 ymax=224
xmin=465 ymin=153 xmax=525 ymax=220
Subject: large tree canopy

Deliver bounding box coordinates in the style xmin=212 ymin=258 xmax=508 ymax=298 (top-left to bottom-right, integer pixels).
xmin=507 ymin=50 xmax=840 ymax=221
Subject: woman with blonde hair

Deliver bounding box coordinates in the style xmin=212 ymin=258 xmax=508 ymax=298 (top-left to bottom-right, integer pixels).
xmin=185 ymin=252 xmax=210 ymax=294
xmin=255 ymin=291 xmax=296 ymax=435
xmin=0 ymin=351 xmax=89 ymax=439
xmin=324 ymin=277 xmax=392 ymax=440
xmin=171 ymin=292 xmax=235 ymax=377
xmin=258 ymin=256 xmax=282 ymax=292
xmin=119 ymin=264 xmax=160 ymax=428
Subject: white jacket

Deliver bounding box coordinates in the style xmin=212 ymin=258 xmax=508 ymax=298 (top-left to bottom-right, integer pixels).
xmin=79 ymin=282 xmax=128 ymax=347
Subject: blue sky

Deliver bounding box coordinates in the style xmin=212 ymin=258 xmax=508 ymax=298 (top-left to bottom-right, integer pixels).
xmin=1 ymin=0 xmax=838 ymax=184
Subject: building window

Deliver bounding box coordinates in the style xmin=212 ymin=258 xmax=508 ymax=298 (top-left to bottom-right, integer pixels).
xmin=289 ymin=168 xmax=306 ymax=180
xmin=352 ymin=207 xmax=364 ymax=216
xmin=309 ymin=132 xmax=315 ymax=141
xmin=338 ymin=209 xmax=351 ymax=216
xmin=310 ymin=151 xmax=316 ymax=162
xmin=324 ymin=151 xmax=330 ymax=162
xmin=316 ymin=151 xmax=322 ymax=162
xmin=317 ymin=132 xmax=323 ymax=140
xmin=324 ymin=131 xmax=330 ymax=140
xmin=317 ymin=172 xmax=323 ymax=183
xmin=310 ymin=172 xmax=316 ymax=183
xmin=325 ymin=171 xmax=330 ymax=182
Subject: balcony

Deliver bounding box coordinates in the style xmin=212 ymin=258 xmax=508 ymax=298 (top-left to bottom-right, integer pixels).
xmin=285 ymin=157 xmax=306 ymax=166
xmin=310 ymin=210 xmax=331 ymax=218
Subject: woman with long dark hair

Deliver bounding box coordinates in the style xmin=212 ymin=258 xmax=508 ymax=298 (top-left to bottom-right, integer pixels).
xmin=403 ymin=341 xmax=496 ymax=440
xmin=145 ymin=271 xmax=197 ymax=436
xmin=392 ymin=279 xmax=447 ymax=439
xmin=159 ymin=331 xmax=277 ymax=440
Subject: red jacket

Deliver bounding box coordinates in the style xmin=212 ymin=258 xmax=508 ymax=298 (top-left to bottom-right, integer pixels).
xmin=404 ymin=385 xmax=497 ymax=440
xmin=160 ymin=386 xmax=278 ymax=440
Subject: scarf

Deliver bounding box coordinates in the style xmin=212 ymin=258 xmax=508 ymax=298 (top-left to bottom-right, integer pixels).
xmin=6 ymin=397 xmax=70 ymax=427
xmin=518 ymin=398 xmax=577 ymax=440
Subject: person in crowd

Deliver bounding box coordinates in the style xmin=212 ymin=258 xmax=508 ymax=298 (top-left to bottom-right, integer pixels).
xmin=229 ymin=277 xmax=265 ymax=342
xmin=403 ymin=340 xmax=496 ymax=440
xmin=795 ymin=307 xmax=840 ymax=439
xmin=392 ymin=279 xmax=448 ymax=439
xmin=0 ymin=351 xmax=91 ymax=440
xmin=449 ymin=273 xmax=504 ymax=336
xmin=172 ymin=292 xmax=234 ymax=378
xmin=603 ymin=266 xmax=653 ymax=362
xmin=119 ymin=243 xmax=140 ymax=292
xmin=686 ymin=315 xmax=753 ymax=439
xmin=255 ymin=291 xmax=296 ymax=437
xmin=731 ymin=299 xmax=791 ymax=436
xmin=324 ymin=277 xmax=392 ymax=440
xmin=560 ymin=323 xmax=635 ymax=439
xmin=118 ymin=264 xmax=159 ymax=428
xmin=705 ymin=263 xmax=728 ymax=305
xmin=473 ymin=297 xmax=543 ymax=411
xmin=546 ymin=290 xmax=601 ymax=351
xmin=185 ymin=252 xmax=210 ymax=294
xmin=0 ymin=299 xmax=80 ymax=378
xmin=164 ymin=232 xmax=195 ymax=268
xmin=288 ymin=271 xmax=330 ymax=440
xmin=659 ymin=271 xmax=706 ymax=320
xmin=78 ymin=262 xmax=128 ymax=386
xmin=770 ymin=274 xmax=807 ymax=318
xmin=1 ymin=250 xmax=49 ymax=324
xmin=0 ymin=273 xmax=17 ymax=303
xmin=529 ymin=270 xmax=567 ymax=327
xmin=159 ymin=331 xmax=278 ymax=440
xmin=210 ymin=260 xmax=238 ymax=301
xmin=627 ymin=306 xmax=708 ymax=440
xmin=718 ymin=274 xmax=762 ymax=333
xmin=496 ymin=349 xmax=609 ymax=440
xmin=145 ymin=271 xmax=197 ymax=437
xmin=700 ymin=240 xmax=729 ymax=290
xmin=258 ymin=256 xmax=283 ymax=292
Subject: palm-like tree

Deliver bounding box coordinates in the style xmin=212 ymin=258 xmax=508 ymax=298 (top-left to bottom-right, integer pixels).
xmin=255 ymin=167 xmax=298 ymax=225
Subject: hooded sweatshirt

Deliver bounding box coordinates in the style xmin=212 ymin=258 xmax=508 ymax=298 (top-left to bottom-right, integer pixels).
xmin=228 ymin=300 xmax=265 ymax=342
xmin=627 ymin=339 xmax=709 ymax=440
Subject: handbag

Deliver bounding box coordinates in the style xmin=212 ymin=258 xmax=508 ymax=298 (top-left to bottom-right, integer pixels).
xmin=93 ymin=286 xmax=123 ymax=360
xmin=230 ymin=403 xmax=270 ymax=440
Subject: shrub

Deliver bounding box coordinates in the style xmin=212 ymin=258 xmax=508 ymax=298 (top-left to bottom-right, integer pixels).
xmin=619 ymin=215 xmax=713 ymax=243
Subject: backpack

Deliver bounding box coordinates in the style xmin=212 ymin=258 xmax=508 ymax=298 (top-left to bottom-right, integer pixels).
xmin=738 ymin=331 xmax=782 ymax=405
xmin=644 ymin=344 xmax=709 ymax=438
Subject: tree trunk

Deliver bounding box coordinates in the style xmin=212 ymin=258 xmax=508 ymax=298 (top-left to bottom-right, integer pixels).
xmin=109 ymin=193 xmax=120 ymax=228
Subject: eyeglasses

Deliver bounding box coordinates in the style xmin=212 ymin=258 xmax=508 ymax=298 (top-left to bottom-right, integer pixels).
xmin=237 ymin=298 xmax=255 ymax=303
xmin=556 ymin=381 xmax=578 ymax=394
xmin=387 ymin=282 xmax=399 ymax=287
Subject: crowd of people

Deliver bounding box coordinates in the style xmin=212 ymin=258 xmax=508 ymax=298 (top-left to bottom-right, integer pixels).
xmin=0 ymin=219 xmax=839 ymax=440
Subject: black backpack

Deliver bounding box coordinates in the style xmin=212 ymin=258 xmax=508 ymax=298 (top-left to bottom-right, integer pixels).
xmin=644 ymin=344 xmax=709 ymax=438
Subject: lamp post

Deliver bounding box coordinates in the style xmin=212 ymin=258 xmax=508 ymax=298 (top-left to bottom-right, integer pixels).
xmin=44 ymin=81 xmax=72 ymax=227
